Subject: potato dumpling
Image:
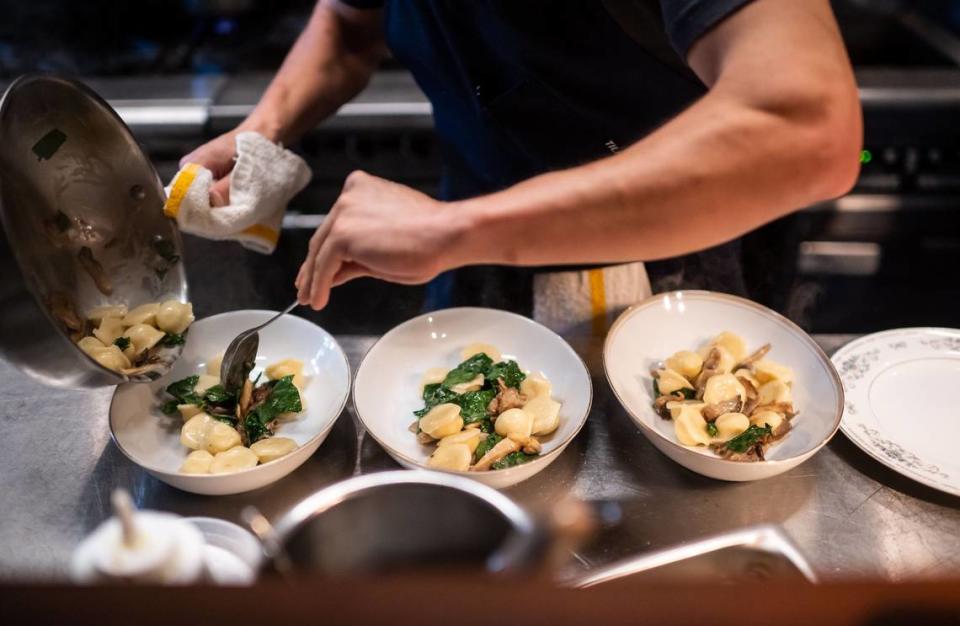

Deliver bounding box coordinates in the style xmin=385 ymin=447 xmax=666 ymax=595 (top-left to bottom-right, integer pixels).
xmin=206 ymin=354 xmax=224 ymax=377
xmin=733 ymin=368 xmax=760 ymax=388
xmin=656 ymin=368 xmax=694 ymax=395
xmin=427 ymin=443 xmax=472 ymax=471
xmin=438 ymin=429 xmax=483 ymax=454
xmin=666 ymin=400 xmax=705 ymax=420
xmin=266 ymin=358 xmax=306 ymax=389
xmin=177 ymin=403 xmax=203 ymax=420
xmin=180 ymin=413 xmax=241 ymax=453
xmin=420 ymin=367 xmax=448 ymax=391
xmin=450 ymin=373 xmax=484 ymax=394
xmin=712 ymin=332 xmax=748 ymax=363
xmin=250 ymin=437 xmax=298 ymax=463
xmin=209 ymin=446 xmax=259 ymax=474
xmin=180 ymin=413 xmax=213 ymax=450
xmin=121 ymin=302 xmax=160 ymax=327
xmin=180 ymin=450 xmax=214 ymax=474
xmin=195 ymin=374 xmax=221 ymax=395
xmin=758 ymin=380 xmax=792 ymax=405
xmin=520 ymin=374 xmax=551 ymax=400
xmin=94 ymin=346 xmax=132 ymax=371
xmin=673 ymin=405 xmax=712 ymax=446
xmin=460 ymin=342 xmax=502 ymax=363
xmin=122 ymin=323 xmax=166 ymax=356
xmin=206 ymin=421 xmax=242 ymax=453
xmin=86 ymin=304 xmax=127 ymax=322
xmin=751 ymin=410 xmax=786 ymax=432
xmin=713 ymin=412 xmax=750 ymax=443
xmin=665 ymin=350 xmax=703 ymax=380
xmin=419 ymin=403 xmax=464 ymax=439
xmin=155 ymin=300 xmax=194 ymax=335
xmin=702 ymin=373 xmax=746 ymax=405
xmin=525 ymin=395 xmax=561 ymax=436
xmin=93 ymin=316 xmax=126 ymax=347
xmin=77 ymin=336 xmax=106 ymax=354
xmin=753 ymin=360 xmax=794 ymax=385
xmin=495 ymin=408 xmax=533 ymax=438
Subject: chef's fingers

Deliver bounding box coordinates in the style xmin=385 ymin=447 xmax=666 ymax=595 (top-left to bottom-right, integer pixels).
xmin=209 ymin=176 xmax=231 ymax=207
xmin=296 ymin=213 xmax=337 ymax=300
xmin=307 ymin=240 xmax=342 ymax=310
xmin=331 ymin=262 xmax=371 ymax=287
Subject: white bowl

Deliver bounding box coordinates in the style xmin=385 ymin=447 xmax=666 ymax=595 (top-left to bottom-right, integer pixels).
xmin=353 ymin=307 xmax=592 ymax=489
xmin=603 ymin=291 xmax=842 ymax=481
xmin=110 ymin=310 xmax=350 ymax=495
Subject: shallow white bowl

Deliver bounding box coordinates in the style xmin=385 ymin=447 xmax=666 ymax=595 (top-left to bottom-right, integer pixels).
xmin=111 ymin=310 xmax=350 ymax=495
xmin=604 ymin=291 xmax=842 ymax=481
xmin=353 ymin=307 xmax=592 ymax=489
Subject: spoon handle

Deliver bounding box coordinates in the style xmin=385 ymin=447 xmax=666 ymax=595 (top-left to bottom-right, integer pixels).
xmin=252 ymin=301 xmax=298 ymax=333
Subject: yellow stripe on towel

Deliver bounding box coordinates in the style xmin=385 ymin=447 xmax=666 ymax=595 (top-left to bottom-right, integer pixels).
xmin=588 ymin=268 xmax=607 ymax=336
xmin=163 ymin=163 xmax=201 ymax=218
xmin=241 ymin=223 xmax=280 ymax=246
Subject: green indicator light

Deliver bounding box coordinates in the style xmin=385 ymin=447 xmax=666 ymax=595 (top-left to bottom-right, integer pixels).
xmin=860 ymin=149 xmax=873 ymax=164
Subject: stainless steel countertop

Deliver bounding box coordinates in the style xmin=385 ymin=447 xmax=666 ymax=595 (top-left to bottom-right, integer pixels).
xmin=1 ymin=333 xmax=958 ymax=583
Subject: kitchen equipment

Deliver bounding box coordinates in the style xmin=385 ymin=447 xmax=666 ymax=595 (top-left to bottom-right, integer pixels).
xmin=604 ymin=291 xmax=843 ymax=481
xmin=184 ymin=517 xmax=263 ymax=585
xmin=352 ymin=307 xmax=593 ymax=489
xmin=572 ymin=525 xmax=817 ymax=587
xmin=110 ymin=310 xmax=350 ymax=495
xmin=257 ymin=471 xmax=540 ymax=576
xmin=71 ymin=490 xmax=205 ymax=584
xmin=0 ymin=74 xmax=188 ymax=388
xmin=220 ymin=300 xmax=298 ymax=392
xmin=833 ymin=327 xmax=960 ymax=496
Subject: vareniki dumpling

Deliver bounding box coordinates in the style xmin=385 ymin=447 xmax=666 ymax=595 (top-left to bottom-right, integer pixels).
xmin=156 ymin=300 xmax=195 ymax=334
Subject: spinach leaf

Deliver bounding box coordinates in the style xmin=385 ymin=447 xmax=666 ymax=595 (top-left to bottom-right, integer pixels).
xmin=653 ymin=379 xmax=660 ymax=396
xmin=491 ymin=451 xmax=537 ymax=470
xmin=487 ymin=360 xmax=525 ymax=389
xmin=113 ymin=336 xmax=131 ymax=350
xmin=722 ymin=424 xmax=772 ymax=453
xmin=473 ymin=433 xmax=502 ymax=463
xmin=455 ymin=389 xmax=496 ymax=424
xmin=414 ymin=383 xmax=459 ymax=417
xmin=706 ymin=422 xmax=719 ymax=437
xmin=160 ymin=399 xmax=180 ymax=415
xmin=152 ymin=238 xmax=180 ymax=264
xmin=159 ymin=333 xmax=185 ymax=347
xmin=442 ymin=353 xmax=492 ymax=389
xmin=202 ymin=385 xmax=234 ymax=405
xmin=477 ymin=419 xmax=494 ymax=434
xmin=243 ymin=376 xmax=302 ymax=444
xmin=165 ymin=375 xmax=201 ymax=405
xmin=211 ymin=414 xmax=238 ymax=427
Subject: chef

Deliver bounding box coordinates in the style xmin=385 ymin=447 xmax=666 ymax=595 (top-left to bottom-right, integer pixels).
xmin=183 ymin=0 xmax=861 ymax=333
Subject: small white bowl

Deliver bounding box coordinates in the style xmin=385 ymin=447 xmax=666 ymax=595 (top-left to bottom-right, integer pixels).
xmin=110 ymin=310 xmax=350 ymax=495
xmin=603 ymin=291 xmax=842 ymax=481
xmin=353 ymin=308 xmax=592 ymax=489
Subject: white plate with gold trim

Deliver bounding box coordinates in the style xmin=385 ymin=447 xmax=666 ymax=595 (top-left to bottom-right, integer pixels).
xmin=833 ymin=327 xmax=960 ymax=497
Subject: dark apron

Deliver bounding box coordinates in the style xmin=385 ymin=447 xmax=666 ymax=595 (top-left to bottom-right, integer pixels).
xmin=384 ymin=0 xmax=750 ymax=315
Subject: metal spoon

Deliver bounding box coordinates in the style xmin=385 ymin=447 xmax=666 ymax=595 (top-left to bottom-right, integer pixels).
xmin=219 ymin=302 xmax=298 ymax=392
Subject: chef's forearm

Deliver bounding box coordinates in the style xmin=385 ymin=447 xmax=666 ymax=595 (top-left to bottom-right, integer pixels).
xmin=241 ymin=0 xmax=386 ymax=144
xmin=449 ymin=0 xmax=862 ymax=269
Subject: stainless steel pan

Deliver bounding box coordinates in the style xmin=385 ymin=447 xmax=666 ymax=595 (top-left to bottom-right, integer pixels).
xmin=0 ymin=74 xmax=188 ymax=388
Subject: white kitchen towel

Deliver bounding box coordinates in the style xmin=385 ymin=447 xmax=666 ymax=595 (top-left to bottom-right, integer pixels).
xmin=163 ymin=131 xmax=312 ymax=254
xmin=532 ymin=261 xmax=653 ymax=336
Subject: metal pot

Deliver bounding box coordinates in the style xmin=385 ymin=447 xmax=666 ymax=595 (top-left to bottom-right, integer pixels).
xmin=0 ymin=74 xmax=187 ymax=388
xmin=254 ymin=471 xmax=540 ymax=576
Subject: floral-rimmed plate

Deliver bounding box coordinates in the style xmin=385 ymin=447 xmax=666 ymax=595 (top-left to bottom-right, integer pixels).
xmin=833 ymin=327 xmax=960 ymax=497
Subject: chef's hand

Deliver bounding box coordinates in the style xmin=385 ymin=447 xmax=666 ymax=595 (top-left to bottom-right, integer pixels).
xmin=295 ymin=170 xmax=464 ymax=310
xmin=180 ymin=131 xmax=237 ymax=207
